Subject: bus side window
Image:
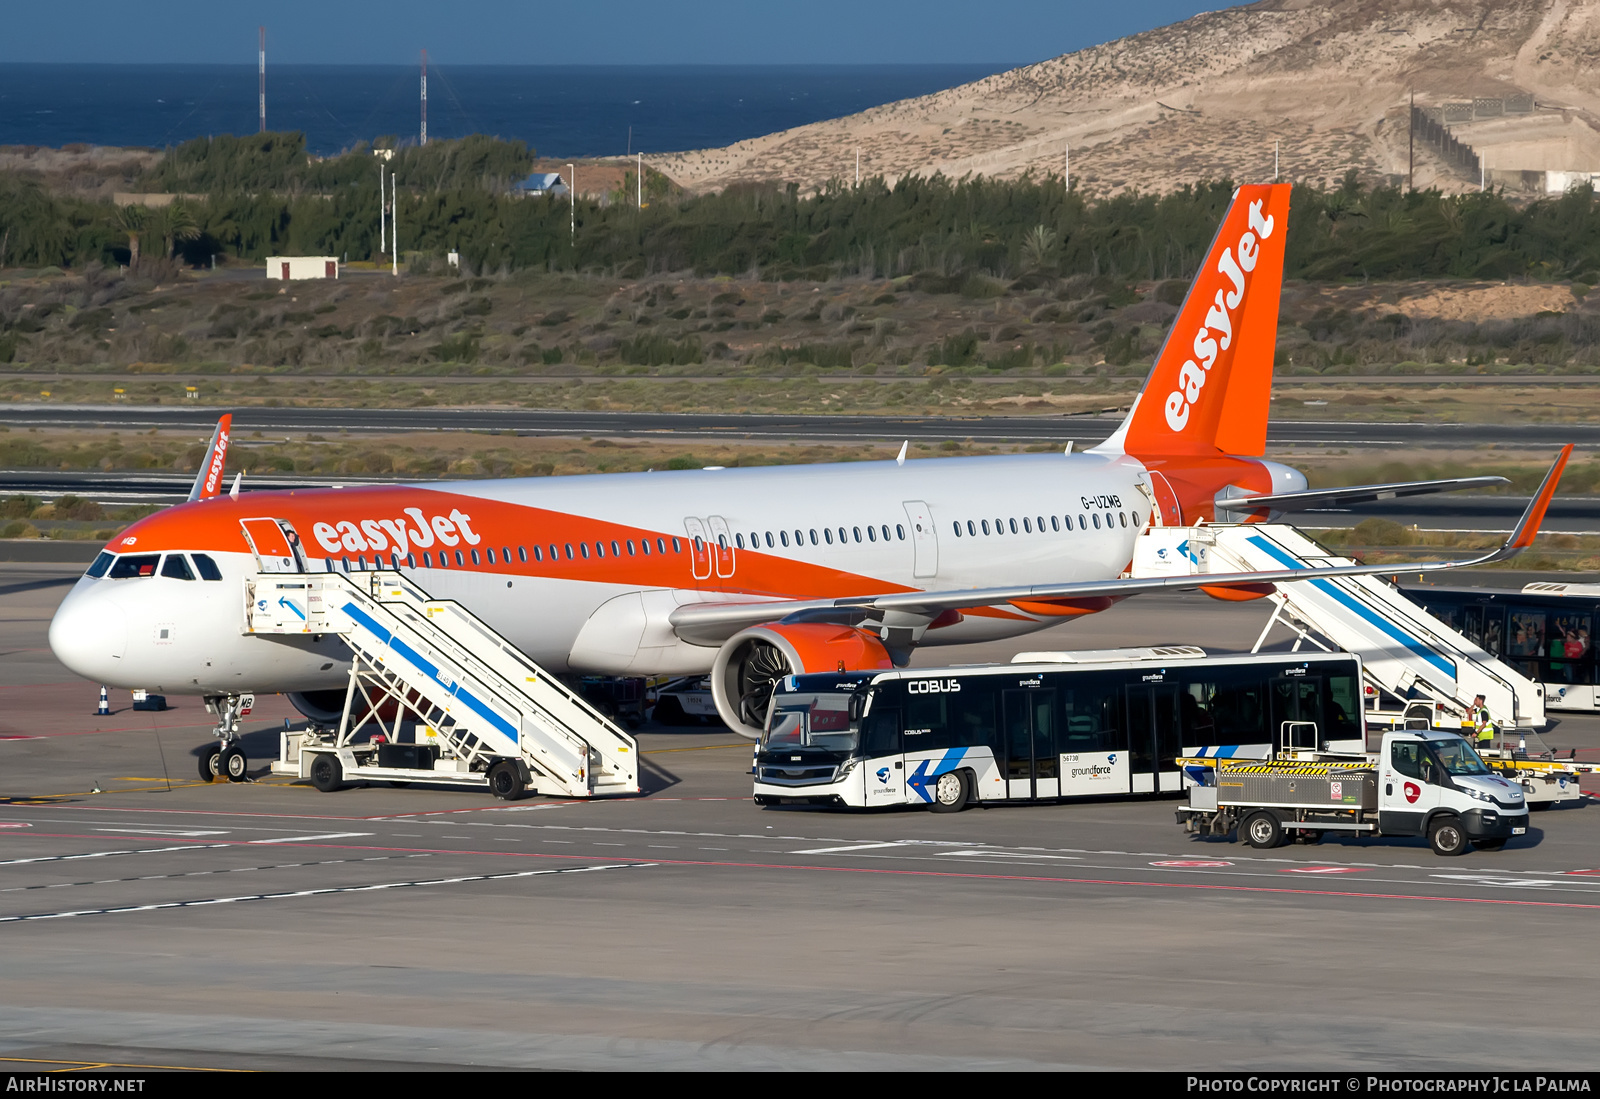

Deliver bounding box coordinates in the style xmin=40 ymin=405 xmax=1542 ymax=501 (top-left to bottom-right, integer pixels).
xmin=861 ymin=709 xmax=901 ymax=757
xmin=951 ymin=690 xmax=997 ymax=750
xmin=1061 ymin=676 xmax=1120 ymax=752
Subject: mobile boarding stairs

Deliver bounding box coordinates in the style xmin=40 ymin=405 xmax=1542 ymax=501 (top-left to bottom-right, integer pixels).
xmin=249 ymin=569 xmax=639 ymax=799
xmin=1133 ymin=523 xmax=1545 ymax=732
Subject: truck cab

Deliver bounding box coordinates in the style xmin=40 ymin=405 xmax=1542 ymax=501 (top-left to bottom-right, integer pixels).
xmin=1378 ymin=732 xmax=1529 ymax=851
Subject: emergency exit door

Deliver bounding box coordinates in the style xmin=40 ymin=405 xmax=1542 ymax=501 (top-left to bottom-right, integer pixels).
xmin=1125 ymin=683 xmax=1181 ymax=794
xmin=902 ymin=500 xmax=937 ymax=578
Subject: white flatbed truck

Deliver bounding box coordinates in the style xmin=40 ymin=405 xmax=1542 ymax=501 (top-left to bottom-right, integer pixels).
xmin=1177 ymin=730 xmax=1529 ymax=857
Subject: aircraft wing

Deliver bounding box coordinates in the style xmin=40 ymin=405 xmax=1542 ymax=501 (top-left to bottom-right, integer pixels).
xmin=1224 ymin=475 xmax=1509 ymax=513
xmin=670 ymin=447 xmax=1569 ymax=645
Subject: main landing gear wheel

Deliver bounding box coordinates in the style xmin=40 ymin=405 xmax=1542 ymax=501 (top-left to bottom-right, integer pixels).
xmin=198 ymin=744 xmax=222 ymax=783
xmin=1243 ymin=812 xmax=1284 ymax=849
xmin=1428 ymin=817 xmax=1469 ymax=857
xmin=930 ymin=770 xmax=970 ymax=813
xmin=487 ymin=761 xmax=527 ymax=801
xmin=220 ymin=745 xmax=248 ymax=783
xmin=309 ymin=754 xmax=344 ymax=793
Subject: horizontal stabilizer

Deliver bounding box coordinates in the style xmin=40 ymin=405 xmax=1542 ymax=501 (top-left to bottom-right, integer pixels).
xmin=1226 ymin=475 xmax=1510 ymax=513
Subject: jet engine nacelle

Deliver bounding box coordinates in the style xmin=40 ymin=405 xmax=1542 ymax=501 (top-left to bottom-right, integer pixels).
xmin=710 ymin=623 xmax=894 ymax=740
xmin=287 ymin=689 xmax=352 ymax=726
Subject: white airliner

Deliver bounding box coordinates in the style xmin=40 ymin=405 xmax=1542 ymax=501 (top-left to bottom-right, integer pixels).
xmin=47 ymin=183 xmax=1567 ymax=746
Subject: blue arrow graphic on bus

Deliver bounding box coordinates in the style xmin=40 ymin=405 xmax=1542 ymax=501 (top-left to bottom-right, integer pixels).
xmin=905 ymin=749 xmax=967 ymax=803
xmin=277 ymin=596 xmax=306 ymax=621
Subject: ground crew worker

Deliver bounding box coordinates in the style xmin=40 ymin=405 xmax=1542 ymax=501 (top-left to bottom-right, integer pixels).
xmin=1471 ymin=693 xmax=1496 ymax=748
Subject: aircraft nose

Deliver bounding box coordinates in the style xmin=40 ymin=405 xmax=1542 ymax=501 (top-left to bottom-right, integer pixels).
xmin=49 ymin=583 xmax=128 ymax=684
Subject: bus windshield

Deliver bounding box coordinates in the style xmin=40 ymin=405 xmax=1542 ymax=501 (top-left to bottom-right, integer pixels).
xmin=1428 ymin=738 xmax=1492 ymax=776
xmin=763 ymin=693 xmax=861 ymax=753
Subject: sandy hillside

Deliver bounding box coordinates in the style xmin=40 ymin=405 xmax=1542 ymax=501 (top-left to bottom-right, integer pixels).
xmin=650 ymin=0 xmax=1600 ymax=196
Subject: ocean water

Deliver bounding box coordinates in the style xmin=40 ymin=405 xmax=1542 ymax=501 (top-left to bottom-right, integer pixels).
xmin=0 ymin=63 xmax=1010 ymax=157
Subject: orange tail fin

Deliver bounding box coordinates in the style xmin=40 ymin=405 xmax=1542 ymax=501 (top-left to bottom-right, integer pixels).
xmin=187 ymin=413 xmax=233 ymax=502
xmin=1094 ymin=183 xmax=1291 ymax=459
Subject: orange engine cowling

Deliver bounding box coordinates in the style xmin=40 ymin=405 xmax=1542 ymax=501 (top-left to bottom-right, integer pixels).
xmin=710 ymin=623 xmax=894 ymax=739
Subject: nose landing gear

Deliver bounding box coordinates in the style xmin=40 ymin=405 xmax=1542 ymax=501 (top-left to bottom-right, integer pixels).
xmin=199 ymin=693 xmax=255 ymax=784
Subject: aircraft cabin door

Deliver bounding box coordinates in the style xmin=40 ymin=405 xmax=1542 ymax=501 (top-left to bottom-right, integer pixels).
xmin=240 ymin=517 xmax=305 ymax=573
xmin=683 ymin=517 xmax=712 ymax=581
xmin=902 ymin=500 xmax=938 ymax=578
xmin=1125 ymin=683 xmax=1181 ymax=794
xmin=1003 ymin=688 xmax=1059 ymax=800
xmin=706 ymin=515 xmax=736 ymax=579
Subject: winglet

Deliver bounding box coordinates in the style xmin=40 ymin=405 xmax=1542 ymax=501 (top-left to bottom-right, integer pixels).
xmin=1497 ymin=444 xmax=1571 ymax=556
xmin=896 ymin=440 xmax=908 ymax=467
xmin=186 ymin=414 xmax=233 ymax=503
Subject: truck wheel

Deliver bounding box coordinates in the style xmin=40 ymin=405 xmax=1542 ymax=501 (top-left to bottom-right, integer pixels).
xmin=1428 ymin=817 xmax=1468 ymax=857
xmin=930 ymin=770 xmax=970 ymax=813
xmin=487 ymin=761 xmax=526 ymax=801
xmin=309 ymin=754 xmax=344 ymax=793
xmin=1472 ymin=837 xmax=1507 ymax=851
xmin=1243 ymin=812 xmax=1283 ymax=849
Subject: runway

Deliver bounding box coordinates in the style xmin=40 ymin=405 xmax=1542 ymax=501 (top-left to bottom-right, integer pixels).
xmin=5 ymin=562 xmax=1600 ymax=1070
xmin=0 ymin=402 xmax=1592 ymax=449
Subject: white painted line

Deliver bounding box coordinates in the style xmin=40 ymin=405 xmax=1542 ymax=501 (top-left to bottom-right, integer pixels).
xmin=790 ymin=842 xmax=909 ymax=855
xmin=94 ymin=829 xmax=230 ymax=837
xmin=0 ymin=844 xmax=231 ymax=866
xmin=0 ymin=862 xmax=653 ymax=924
xmin=937 ymin=850 xmax=1081 ymax=861
xmin=247 ymin=832 xmax=374 ymax=845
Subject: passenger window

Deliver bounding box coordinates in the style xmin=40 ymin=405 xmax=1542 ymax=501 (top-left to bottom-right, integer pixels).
xmin=471 ymin=549 xmax=481 ymax=565
xmin=640 ymin=540 xmax=650 ymax=556
xmin=612 ymin=541 xmax=620 ymax=557
xmin=160 ymin=554 xmax=195 ymax=581
xmin=1391 ymin=741 xmax=1424 ymax=780
xmin=853 ymin=526 xmax=862 ymax=543
xmin=1051 ymin=515 xmax=1060 ymax=532
xmin=518 ymin=546 xmax=528 ymax=563
xmin=454 ymin=550 xmax=464 ymax=566
xmin=824 ymin=528 xmax=833 ymax=545
xmin=981 ymin=520 xmax=990 ymax=536
xmin=406 ymin=553 xmax=416 ymax=568
xmin=1120 ymin=512 xmax=1128 ymax=528
xmin=967 ymin=520 xmax=976 ymax=536
xmin=87 ymin=551 xmax=114 ymax=578
xmin=565 ymin=544 xmax=575 ymax=560
xmin=1022 ymin=518 xmax=1032 ymax=533
xmin=780 ymin=530 xmax=790 ymax=547
xmin=1078 ymin=514 xmax=1087 ymax=529
xmin=838 ymin=527 xmax=847 ymax=543
xmin=192 ymin=553 xmax=223 ymax=581
xmin=549 ymin=544 xmax=559 ymax=560
xmin=581 ymin=543 xmax=591 ymax=559
xmin=896 ymin=525 xmax=905 ymax=540
xmin=531 ymin=545 xmax=542 ymax=562
xmin=953 ymin=522 xmax=962 ymax=537
xmin=501 ymin=546 xmax=510 ymax=562
xmin=995 ymin=518 xmax=1004 ymax=535
xmin=1092 ymin=514 xmax=1101 ymax=529
xmin=735 ymin=534 xmax=744 ymax=549
xmin=596 ymin=542 xmax=606 ymax=558
xmin=671 ymin=538 xmax=681 ymax=553
xmin=861 ymin=709 xmax=901 ymax=757
xmin=108 ymin=554 xmax=161 ymax=579
xmin=486 ymin=548 xmax=496 ymax=564
xmin=765 ymin=532 xmax=775 ymax=548
xmin=809 ymin=529 xmax=818 ymax=545
xmin=881 ymin=524 xmax=890 ymax=541
xmin=627 ymin=540 xmax=637 ymax=556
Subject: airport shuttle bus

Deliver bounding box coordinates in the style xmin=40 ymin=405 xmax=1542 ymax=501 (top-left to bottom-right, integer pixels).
xmin=752 ymin=650 xmax=1364 ymax=811
xmin=1407 ymin=584 xmax=1600 ymax=711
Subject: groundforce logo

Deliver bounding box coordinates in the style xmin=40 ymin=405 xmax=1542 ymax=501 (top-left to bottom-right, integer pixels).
xmin=1164 ymin=198 xmax=1276 ymax=433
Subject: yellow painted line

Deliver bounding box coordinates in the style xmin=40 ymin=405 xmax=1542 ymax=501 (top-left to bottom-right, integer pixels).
xmin=0 ymin=1056 xmax=248 ymax=1073
xmin=644 ymin=743 xmax=750 ymax=754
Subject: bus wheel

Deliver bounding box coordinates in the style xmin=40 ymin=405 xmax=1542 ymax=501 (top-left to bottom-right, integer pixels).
xmin=930 ymin=770 xmax=970 ymax=813
xmin=1243 ymin=812 xmax=1283 ymax=849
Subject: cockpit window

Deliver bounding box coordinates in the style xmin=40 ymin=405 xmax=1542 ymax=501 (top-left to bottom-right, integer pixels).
xmin=191 ymin=553 xmax=223 ymax=581
xmin=107 ymin=554 xmax=161 ymax=579
xmin=86 ymin=552 xmax=114 ymax=579
xmin=160 ymin=554 xmax=196 ymax=581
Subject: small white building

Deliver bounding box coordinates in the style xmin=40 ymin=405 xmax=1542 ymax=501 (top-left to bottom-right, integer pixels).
xmin=267 ymin=256 xmax=340 ymax=280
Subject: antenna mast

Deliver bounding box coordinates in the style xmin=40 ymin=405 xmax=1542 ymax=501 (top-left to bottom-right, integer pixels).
xmin=420 ymin=50 xmax=428 ymax=146
xmin=258 ymin=27 xmax=266 ymax=133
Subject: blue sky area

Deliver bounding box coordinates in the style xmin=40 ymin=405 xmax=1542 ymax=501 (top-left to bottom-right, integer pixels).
xmin=2 ymin=2 xmax=1229 ymax=66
